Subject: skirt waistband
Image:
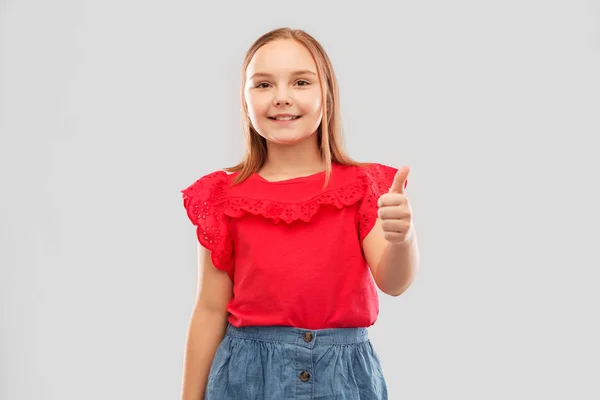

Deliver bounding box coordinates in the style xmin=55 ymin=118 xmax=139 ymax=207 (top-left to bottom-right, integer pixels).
xmin=225 ymin=324 xmax=369 ymax=346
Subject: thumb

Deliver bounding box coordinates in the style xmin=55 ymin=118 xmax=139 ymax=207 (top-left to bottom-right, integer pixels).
xmin=389 ymin=166 xmax=410 ymax=194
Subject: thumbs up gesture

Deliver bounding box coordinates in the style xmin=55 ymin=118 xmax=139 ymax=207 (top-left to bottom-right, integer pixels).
xmin=377 ymin=166 xmax=414 ymax=244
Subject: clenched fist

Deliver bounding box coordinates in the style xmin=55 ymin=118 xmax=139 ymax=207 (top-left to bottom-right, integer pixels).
xmin=377 ymin=166 xmax=414 ymax=244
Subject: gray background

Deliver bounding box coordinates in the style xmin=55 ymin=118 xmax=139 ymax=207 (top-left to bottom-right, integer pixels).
xmin=1 ymin=0 xmax=599 ymax=399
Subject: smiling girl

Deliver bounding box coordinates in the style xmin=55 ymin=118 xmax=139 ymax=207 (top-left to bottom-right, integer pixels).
xmin=180 ymin=27 xmax=420 ymax=400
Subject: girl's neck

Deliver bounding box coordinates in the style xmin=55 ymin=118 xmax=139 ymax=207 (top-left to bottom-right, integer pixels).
xmin=259 ymin=133 xmax=326 ymax=180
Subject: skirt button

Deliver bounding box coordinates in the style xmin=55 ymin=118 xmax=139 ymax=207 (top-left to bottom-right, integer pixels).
xmin=303 ymin=332 xmax=313 ymax=342
xmin=299 ymin=371 xmax=311 ymax=382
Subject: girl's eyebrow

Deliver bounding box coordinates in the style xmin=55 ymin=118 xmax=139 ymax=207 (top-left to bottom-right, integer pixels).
xmin=249 ymin=70 xmax=318 ymax=80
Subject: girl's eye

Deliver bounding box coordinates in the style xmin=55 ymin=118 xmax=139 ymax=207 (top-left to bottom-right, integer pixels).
xmin=255 ymin=80 xmax=310 ymax=88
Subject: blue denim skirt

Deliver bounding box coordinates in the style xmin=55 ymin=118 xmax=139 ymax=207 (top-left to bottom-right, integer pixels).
xmin=205 ymin=324 xmax=388 ymax=399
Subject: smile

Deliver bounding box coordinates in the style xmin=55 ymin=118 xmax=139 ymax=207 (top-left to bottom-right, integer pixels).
xmin=268 ymin=115 xmax=301 ymax=121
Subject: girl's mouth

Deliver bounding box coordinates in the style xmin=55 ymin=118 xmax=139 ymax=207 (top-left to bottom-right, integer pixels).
xmin=268 ymin=115 xmax=301 ymax=121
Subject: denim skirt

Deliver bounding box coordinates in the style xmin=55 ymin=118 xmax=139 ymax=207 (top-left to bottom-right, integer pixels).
xmin=205 ymin=324 xmax=388 ymax=399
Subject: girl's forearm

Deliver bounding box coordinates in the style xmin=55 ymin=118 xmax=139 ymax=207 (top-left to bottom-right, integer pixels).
xmin=374 ymin=229 xmax=420 ymax=297
xmin=181 ymin=308 xmax=228 ymax=400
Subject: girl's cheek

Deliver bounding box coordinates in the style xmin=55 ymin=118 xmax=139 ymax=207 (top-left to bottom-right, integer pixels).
xmin=297 ymin=93 xmax=321 ymax=112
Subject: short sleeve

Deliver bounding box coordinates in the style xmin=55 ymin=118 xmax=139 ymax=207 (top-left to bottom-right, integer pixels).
xmin=181 ymin=171 xmax=234 ymax=278
xmin=357 ymin=163 xmax=404 ymax=241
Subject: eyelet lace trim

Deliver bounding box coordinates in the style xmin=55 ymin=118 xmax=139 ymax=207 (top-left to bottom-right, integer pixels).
xmin=181 ymin=164 xmax=398 ymax=271
xmin=223 ymin=178 xmax=368 ymax=223
xmin=181 ymin=171 xmax=233 ymax=275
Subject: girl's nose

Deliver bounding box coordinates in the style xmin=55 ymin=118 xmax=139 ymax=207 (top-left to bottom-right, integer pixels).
xmin=274 ymin=98 xmax=291 ymax=106
xmin=273 ymin=90 xmax=292 ymax=106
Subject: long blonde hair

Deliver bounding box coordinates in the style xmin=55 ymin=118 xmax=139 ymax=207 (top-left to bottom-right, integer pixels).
xmin=225 ymin=27 xmax=366 ymax=186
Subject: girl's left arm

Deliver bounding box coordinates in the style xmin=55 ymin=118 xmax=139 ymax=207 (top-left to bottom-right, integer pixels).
xmin=362 ymin=165 xmax=420 ymax=296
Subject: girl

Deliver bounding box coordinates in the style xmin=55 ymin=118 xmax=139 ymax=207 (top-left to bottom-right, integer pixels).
xmin=180 ymin=27 xmax=419 ymax=400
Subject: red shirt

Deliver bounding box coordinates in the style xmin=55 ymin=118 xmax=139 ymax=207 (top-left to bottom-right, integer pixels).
xmin=181 ymin=162 xmax=402 ymax=330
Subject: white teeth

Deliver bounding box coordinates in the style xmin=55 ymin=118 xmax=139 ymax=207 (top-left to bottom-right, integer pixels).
xmin=273 ymin=116 xmax=298 ymax=121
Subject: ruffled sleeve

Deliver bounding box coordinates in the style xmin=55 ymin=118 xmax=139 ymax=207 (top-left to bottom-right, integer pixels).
xmin=357 ymin=163 xmax=406 ymax=241
xmin=181 ymin=171 xmax=234 ymax=278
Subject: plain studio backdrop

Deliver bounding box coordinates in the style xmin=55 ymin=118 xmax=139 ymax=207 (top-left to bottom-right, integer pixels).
xmin=1 ymin=0 xmax=599 ymax=399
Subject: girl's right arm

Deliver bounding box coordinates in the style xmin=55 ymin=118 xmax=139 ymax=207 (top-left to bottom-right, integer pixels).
xmin=181 ymin=243 xmax=233 ymax=400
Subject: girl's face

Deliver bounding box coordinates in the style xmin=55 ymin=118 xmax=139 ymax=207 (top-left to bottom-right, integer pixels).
xmin=244 ymin=39 xmax=323 ymax=145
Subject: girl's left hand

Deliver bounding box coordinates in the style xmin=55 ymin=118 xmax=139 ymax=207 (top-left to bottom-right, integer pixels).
xmin=377 ymin=166 xmax=414 ymax=244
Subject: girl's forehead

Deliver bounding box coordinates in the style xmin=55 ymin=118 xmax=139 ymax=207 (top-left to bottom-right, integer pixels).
xmin=247 ymin=40 xmax=317 ymax=76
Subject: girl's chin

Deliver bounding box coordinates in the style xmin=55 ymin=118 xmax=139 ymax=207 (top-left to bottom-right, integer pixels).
xmin=262 ymin=130 xmax=317 ymax=145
